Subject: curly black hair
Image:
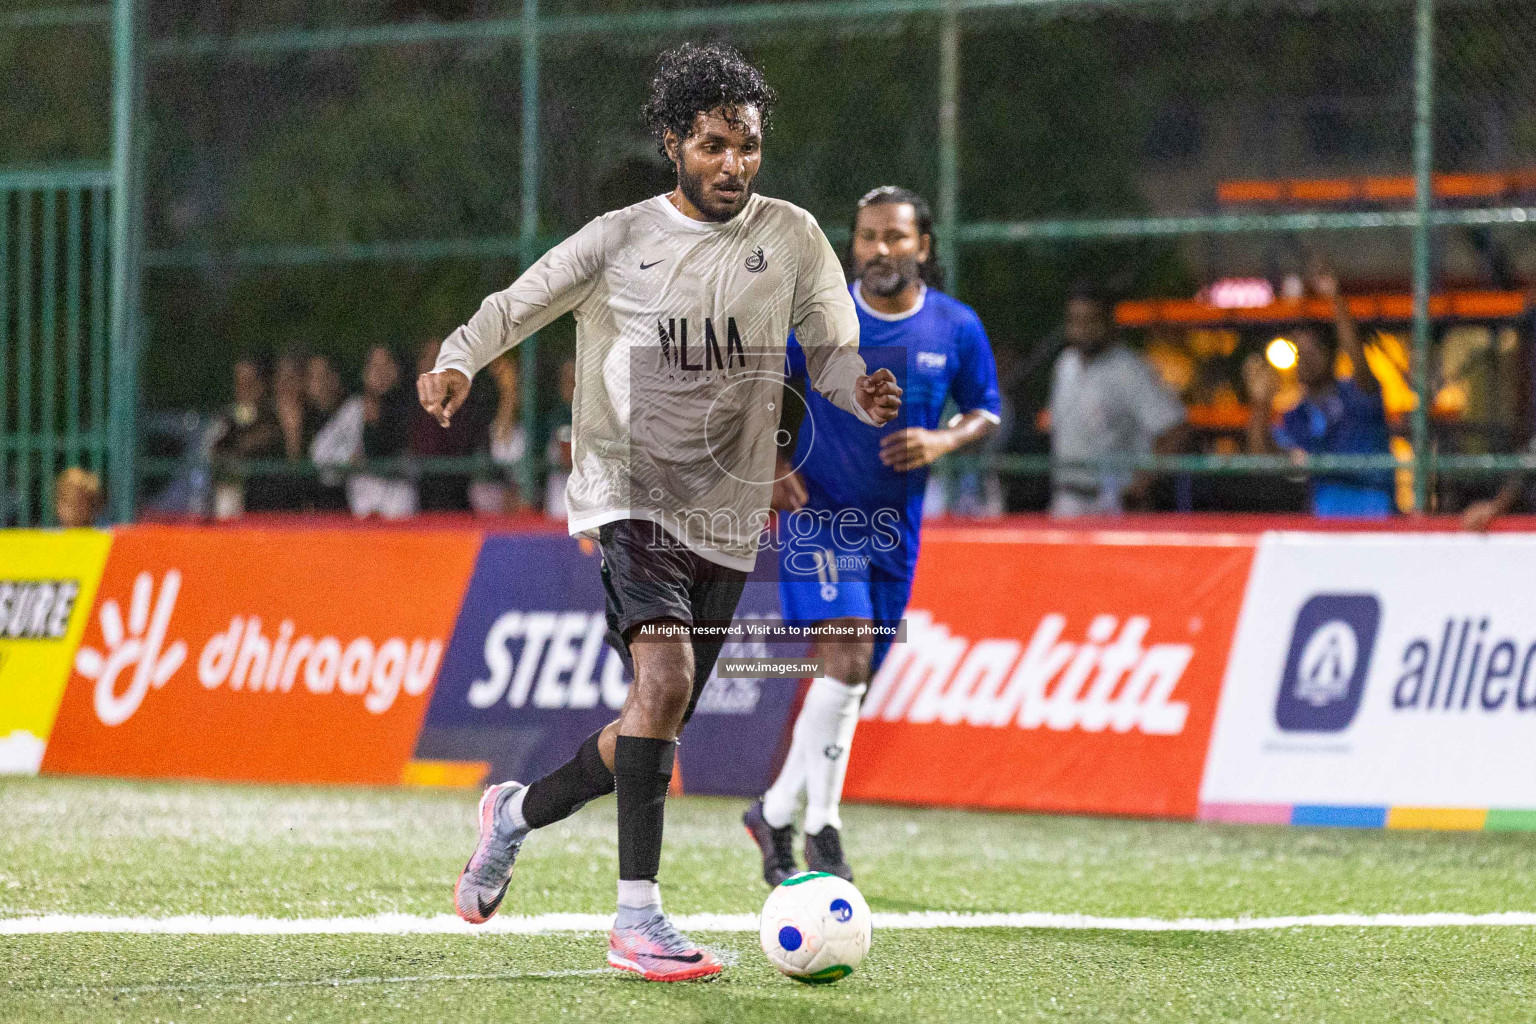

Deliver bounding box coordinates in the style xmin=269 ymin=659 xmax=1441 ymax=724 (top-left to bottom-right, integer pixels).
xmin=642 ymin=42 xmax=776 ymax=161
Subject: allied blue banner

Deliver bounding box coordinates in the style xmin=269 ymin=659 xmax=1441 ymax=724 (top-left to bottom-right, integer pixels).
xmin=415 ymin=532 xmax=799 ymax=796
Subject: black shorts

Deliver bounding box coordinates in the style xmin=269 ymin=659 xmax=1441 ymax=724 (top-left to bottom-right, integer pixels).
xmin=597 ymin=519 xmax=749 ymax=724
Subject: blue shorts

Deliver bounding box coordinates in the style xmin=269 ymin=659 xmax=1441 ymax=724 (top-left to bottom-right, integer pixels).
xmin=777 ymin=518 xmax=913 ymax=675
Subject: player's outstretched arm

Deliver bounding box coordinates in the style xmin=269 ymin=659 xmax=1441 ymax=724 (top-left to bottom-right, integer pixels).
xmin=879 ymin=408 xmax=994 ymax=472
xmin=791 ymin=214 xmax=896 ymax=427
xmin=424 ymin=217 xmax=607 ymax=427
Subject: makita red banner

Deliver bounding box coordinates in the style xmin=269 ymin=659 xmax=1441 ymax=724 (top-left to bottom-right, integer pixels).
xmin=843 ymin=528 xmax=1256 ymax=818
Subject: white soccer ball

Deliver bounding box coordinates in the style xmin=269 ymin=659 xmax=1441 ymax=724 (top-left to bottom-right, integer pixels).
xmin=759 ymin=871 xmax=872 ymax=984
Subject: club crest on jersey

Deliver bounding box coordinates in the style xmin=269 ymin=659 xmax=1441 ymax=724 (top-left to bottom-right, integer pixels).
xmin=745 ymin=246 xmax=767 ymax=273
xmin=655 ymin=316 xmax=746 ymax=378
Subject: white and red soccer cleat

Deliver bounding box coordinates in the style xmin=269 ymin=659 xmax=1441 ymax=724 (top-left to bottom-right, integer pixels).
xmin=607 ymin=912 xmax=723 ymax=982
xmin=453 ymin=782 xmax=528 ymax=924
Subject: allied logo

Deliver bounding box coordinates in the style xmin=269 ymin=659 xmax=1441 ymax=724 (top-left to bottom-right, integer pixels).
xmin=745 ymin=246 xmax=767 ymax=273
xmin=1275 ymin=594 xmax=1379 ymax=732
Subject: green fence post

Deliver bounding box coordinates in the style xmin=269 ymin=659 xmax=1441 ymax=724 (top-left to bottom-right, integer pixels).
xmin=1410 ymin=0 xmax=1435 ymax=512
xmin=41 ymin=189 xmax=58 ymax=524
xmin=937 ymin=0 xmax=959 ymax=296
xmin=518 ymin=0 xmax=541 ymax=508
xmin=66 ymin=188 xmax=83 ymax=470
xmin=90 ymin=186 xmax=107 ymax=475
xmin=17 ymin=193 xmax=33 ymax=525
xmin=0 ymin=190 xmax=8 ymax=523
xmin=108 ymin=0 xmax=142 ymax=523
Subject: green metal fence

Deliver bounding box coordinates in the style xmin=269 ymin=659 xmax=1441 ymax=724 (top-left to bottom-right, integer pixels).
xmin=7 ymin=0 xmax=1536 ymax=521
xmin=0 ymin=168 xmax=113 ymax=526
xmin=1 ymin=0 xmax=138 ymax=527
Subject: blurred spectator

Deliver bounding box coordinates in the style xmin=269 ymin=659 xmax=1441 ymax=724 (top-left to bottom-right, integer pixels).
xmin=1048 ymin=283 xmax=1189 ymax=516
xmin=1462 ymin=453 xmax=1531 ymax=530
xmin=1245 ymin=268 xmax=1393 ymax=517
xmin=923 ymin=408 xmax=1007 ymax=518
xmin=273 ymin=351 xmax=307 ymax=460
xmin=304 ymin=353 xmax=349 ymax=511
xmin=1464 ymin=284 xmax=1536 ymax=530
xmin=543 ymin=358 xmax=576 ymax=518
xmin=469 ymin=353 xmax=530 ymax=515
xmin=313 ymin=346 xmax=417 ymax=519
xmin=271 ymin=350 xmax=312 ymax=510
xmin=994 ymin=342 xmax=1053 ymax=512
xmin=409 ymin=337 xmax=482 ymax=512
xmin=55 ymin=467 xmax=104 ymax=528
xmin=209 ymin=355 xmax=284 ymax=519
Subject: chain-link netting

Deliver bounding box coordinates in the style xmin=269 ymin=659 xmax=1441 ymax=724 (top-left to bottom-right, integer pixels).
xmin=5 ymin=0 xmax=1535 ymax=521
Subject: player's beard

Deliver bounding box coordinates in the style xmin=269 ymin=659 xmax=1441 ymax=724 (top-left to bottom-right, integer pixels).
xmin=858 ymin=254 xmax=923 ymax=298
xmin=677 ymin=160 xmax=752 ymax=223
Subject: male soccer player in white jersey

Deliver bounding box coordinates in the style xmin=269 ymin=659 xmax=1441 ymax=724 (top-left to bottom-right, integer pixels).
xmin=416 ymin=43 xmax=901 ymax=982
xmin=743 ymin=186 xmax=1001 ymax=885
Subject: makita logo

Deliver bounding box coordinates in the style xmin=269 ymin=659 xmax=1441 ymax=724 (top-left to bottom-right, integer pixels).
xmin=655 ymin=316 xmax=746 ymax=376
xmin=861 ymin=610 xmax=1193 ymax=734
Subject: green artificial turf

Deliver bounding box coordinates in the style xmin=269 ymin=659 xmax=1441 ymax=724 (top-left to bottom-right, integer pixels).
xmin=4 ymin=776 xmax=1536 ymax=1022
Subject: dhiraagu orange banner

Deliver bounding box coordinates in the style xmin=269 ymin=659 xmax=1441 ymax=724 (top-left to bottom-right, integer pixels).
xmin=0 ymin=529 xmax=112 ymax=774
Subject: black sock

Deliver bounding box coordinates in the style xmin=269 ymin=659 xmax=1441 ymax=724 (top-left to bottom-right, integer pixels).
xmin=614 ymin=736 xmax=675 ymax=882
xmin=521 ymin=730 xmax=614 ymax=830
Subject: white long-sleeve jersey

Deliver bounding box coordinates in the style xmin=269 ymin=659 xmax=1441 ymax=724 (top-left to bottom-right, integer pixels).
xmin=434 ymin=192 xmax=874 ymax=571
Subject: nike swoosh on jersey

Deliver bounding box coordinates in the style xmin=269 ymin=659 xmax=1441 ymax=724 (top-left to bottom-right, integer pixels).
xmin=640 ymin=259 xmax=664 ymax=270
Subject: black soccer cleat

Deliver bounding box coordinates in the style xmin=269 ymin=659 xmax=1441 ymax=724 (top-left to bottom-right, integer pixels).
xmin=804 ymin=826 xmax=853 ymax=883
xmin=743 ymin=799 xmax=799 ymax=887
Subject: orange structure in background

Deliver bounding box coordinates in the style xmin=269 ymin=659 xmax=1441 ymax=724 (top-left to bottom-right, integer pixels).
xmin=1217 ymin=171 xmax=1536 ymax=206
xmin=1116 ymin=291 xmax=1529 ymax=329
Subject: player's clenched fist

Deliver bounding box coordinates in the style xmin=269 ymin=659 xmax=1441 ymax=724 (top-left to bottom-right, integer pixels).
xmin=855 ymin=367 xmax=902 ymax=426
xmin=417 ymin=368 xmax=471 ymax=428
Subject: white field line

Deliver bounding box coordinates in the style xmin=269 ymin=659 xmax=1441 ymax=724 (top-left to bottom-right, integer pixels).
xmin=24 ymin=968 xmax=615 ymax=999
xmin=6 ymin=910 xmax=1536 ymax=936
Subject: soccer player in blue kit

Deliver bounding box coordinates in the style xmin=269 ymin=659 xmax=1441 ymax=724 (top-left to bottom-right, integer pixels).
xmin=744 ymin=186 xmax=1002 ymax=884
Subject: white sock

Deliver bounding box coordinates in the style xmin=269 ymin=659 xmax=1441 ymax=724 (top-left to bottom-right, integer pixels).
xmin=801 ymin=677 xmax=865 ymax=835
xmin=616 ymin=879 xmax=661 ymax=912
xmin=760 ymin=721 xmax=808 ymax=830
xmin=496 ymin=784 xmax=529 ymax=833
xmin=767 ymin=677 xmax=860 ymax=835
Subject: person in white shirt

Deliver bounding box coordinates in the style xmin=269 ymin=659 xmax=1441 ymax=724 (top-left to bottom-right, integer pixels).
xmin=467 ymin=353 xmax=529 ymax=515
xmin=416 ymin=42 xmax=901 ymax=982
xmin=1049 ymin=282 xmax=1189 ymax=515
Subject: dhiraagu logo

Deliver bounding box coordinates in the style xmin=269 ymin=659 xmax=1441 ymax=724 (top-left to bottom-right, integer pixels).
xmin=1275 ymin=594 xmax=1380 ymax=733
